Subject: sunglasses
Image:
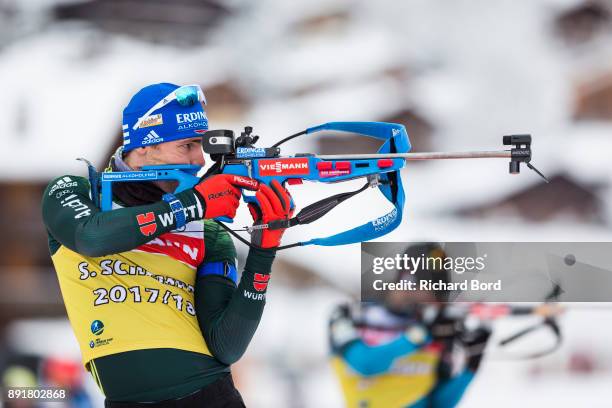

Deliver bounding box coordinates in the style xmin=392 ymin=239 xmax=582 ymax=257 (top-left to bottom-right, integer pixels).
xmin=132 ymin=84 xmax=207 ymax=130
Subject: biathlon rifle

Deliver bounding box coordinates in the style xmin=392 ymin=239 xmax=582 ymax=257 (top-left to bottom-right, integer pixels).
xmin=353 ymin=302 xmax=564 ymax=359
xmin=355 ymin=285 xmax=565 ymax=359
xmin=445 ymin=301 xmax=564 ymax=359
xmin=436 ymin=284 xmax=610 ymax=359
xmin=83 ymin=122 xmax=548 ymax=250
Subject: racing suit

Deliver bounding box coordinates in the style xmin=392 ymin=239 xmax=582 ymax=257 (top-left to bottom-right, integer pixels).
xmin=42 ymin=163 xmax=274 ymax=405
xmin=329 ymin=303 xmax=479 ymax=408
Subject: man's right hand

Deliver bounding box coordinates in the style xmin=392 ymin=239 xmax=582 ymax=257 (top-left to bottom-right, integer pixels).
xmin=429 ymin=311 xmax=460 ymax=342
xmin=194 ymin=174 xmax=259 ymax=219
xmin=459 ymin=325 xmax=492 ymax=371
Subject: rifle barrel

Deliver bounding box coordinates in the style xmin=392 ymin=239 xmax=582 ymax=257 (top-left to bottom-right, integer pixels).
xmin=315 ymin=150 xmax=512 ymax=160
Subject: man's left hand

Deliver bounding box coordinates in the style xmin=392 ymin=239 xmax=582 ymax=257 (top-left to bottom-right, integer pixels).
xmin=248 ymin=180 xmax=294 ymax=249
xmin=460 ymin=325 xmax=492 ymax=371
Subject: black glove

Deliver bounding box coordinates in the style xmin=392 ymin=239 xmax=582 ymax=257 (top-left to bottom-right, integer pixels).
xmin=429 ymin=311 xmax=461 ymax=379
xmin=429 ymin=311 xmax=460 ymax=342
xmin=329 ymin=304 xmax=359 ymax=352
xmin=460 ymin=326 xmax=492 ymax=371
xmin=247 ymin=180 xmax=294 ymax=248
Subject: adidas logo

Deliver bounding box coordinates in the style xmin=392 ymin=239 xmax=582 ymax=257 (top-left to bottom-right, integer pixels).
xmin=49 ymin=176 xmax=78 ymax=196
xmin=142 ymin=130 xmax=164 ymax=145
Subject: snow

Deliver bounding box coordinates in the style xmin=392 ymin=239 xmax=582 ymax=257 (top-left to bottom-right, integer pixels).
xmin=0 ymin=26 xmax=232 ymax=180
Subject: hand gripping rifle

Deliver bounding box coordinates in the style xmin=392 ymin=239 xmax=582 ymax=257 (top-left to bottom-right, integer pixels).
xmin=444 ymin=302 xmax=563 ymax=359
xmin=442 ymin=283 xmax=564 ymax=359
xmin=83 ymin=122 xmax=547 ymax=250
xmin=353 ymin=301 xmax=564 ymax=360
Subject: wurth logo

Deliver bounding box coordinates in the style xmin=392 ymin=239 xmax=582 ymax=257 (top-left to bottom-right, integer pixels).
xmin=142 ymin=130 xmax=164 ymax=145
xmin=258 ymin=158 xmax=309 ymax=176
xmin=136 ymin=212 xmax=158 ymax=236
xmin=253 ymin=273 xmax=270 ymax=292
xmin=244 ymin=290 xmax=265 ymax=301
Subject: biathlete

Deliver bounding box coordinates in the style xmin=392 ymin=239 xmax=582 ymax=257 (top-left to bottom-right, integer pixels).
xmin=329 ymin=243 xmax=491 ymax=408
xmin=42 ymin=83 xmax=294 ymax=407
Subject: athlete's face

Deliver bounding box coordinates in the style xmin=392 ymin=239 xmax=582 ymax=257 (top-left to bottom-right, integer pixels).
xmin=126 ymin=137 xmax=205 ymax=193
xmin=145 ymin=137 xmax=205 ymax=167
